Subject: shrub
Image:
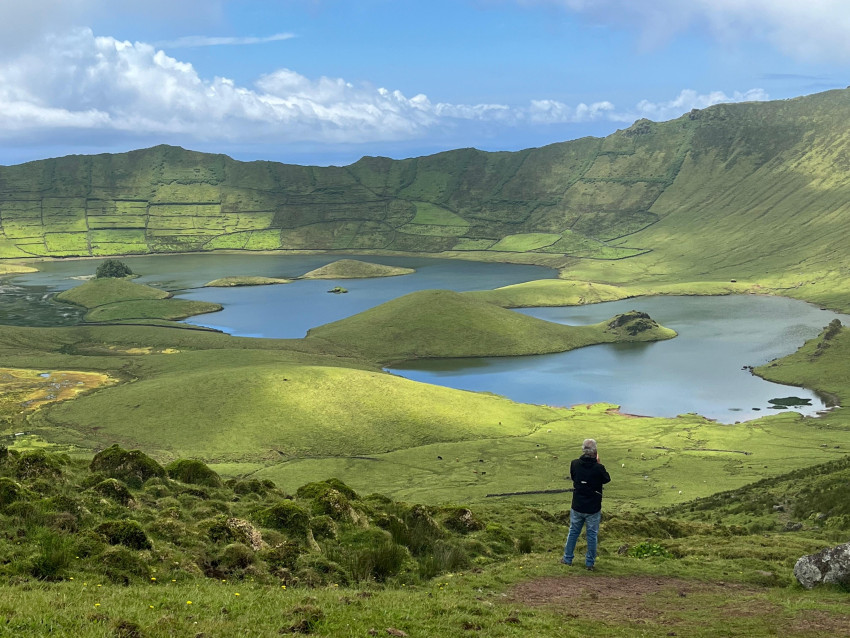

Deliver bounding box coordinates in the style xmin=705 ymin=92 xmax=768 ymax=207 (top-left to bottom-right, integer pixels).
xmin=233 ymin=479 xmax=272 ymax=496
xmin=517 ymin=534 xmax=534 ymax=554
xmin=0 ymin=477 xmax=23 ymax=507
xmin=96 ymin=520 xmax=152 ymax=550
xmin=98 ymin=546 xmax=151 ymax=584
xmin=260 ymin=541 xmax=302 ymax=571
xmin=90 ymin=446 xmax=165 ymax=489
xmin=204 ymin=516 xmax=265 ymax=549
xmin=15 ymin=450 xmax=62 ymax=481
xmin=311 ymin=488 xmax=355 ymax=521
xmin=419 ymin=540 xmax=470 ymax=579
xmin=217 ymin=543 xmax=256 ymax=574
xmin=629 ymin=541 xmax=673 ymax=559
xmin=295 ymin=555 xmax=349 ymax=587
xmin=91 ymin=479 xmax=134 ymax=506
xmin=346 ymin=540 xmax=409 ymax=582
xmin=442 ymin=507 xmax=485 ymax=534
xmin=27 ymin=529 xmax=76 ymax=581
xmin=257 ymin=501 xmax=311 ymax=539
xmin=310 ymin=515 xmax=337 ymax=540
xmin=166 ymin=459 xmax=223 ymax=487
xmin=148 ymin=518 xmax=191 ymax=545
xmin=95 ymin=259 xmax=133 ymax=279
xmin=296 ymin=478 xmax=358 ymax=501
xmin=483 ymin=523 xmax=515 ymax=555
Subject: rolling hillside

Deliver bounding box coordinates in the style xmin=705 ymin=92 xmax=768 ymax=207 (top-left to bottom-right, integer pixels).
xmin=1 ymin=89 xmax=849 ymax=301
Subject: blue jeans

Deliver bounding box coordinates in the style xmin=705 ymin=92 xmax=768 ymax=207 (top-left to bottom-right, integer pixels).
xmin=562 ymin=509 xmax=601 ymax=567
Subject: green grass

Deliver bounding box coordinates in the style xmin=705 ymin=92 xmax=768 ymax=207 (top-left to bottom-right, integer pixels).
xmin=35 ymin=356 xmax=558 ymax=462
xmin=467 ymin=279 xmax=762 ymax=308
xmin=490 ymin=233 xmax=562 ymax=252
xmin=299 ymin=259 xmax=414 ymax=279
xmin=54 ymin=278 xmax=222 ymax=323
xmin=306 ymin=290 xmax=675 ymax=363
xmin=55 ymin=279 xmax=167 ymax=308
xmin=83 ymin=299 xmax=222 ymax=322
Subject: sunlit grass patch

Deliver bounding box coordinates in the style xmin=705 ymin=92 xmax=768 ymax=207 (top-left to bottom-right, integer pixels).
xmin=490 ymin=233 xmax=561 ymax=252
xmin=0 ymin=367 xmax=115 ymax=414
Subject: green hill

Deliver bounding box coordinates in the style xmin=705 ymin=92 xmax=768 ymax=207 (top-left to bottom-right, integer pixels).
xmin=306 ymin=289 xmax=675 ymax=362
xmin=55 ymin=278 xmax=169 ymax=307
xmin=55 ymin=278 xmax=221 ymax=322
xmin=299 ymin=259 xmax=414 ymax=279
xmin=3 ymin=89 xmax=850 ymax=311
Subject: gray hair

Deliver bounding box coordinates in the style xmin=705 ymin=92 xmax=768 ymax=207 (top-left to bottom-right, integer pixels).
xmin=582 ymin=439 xmax=597 ymax=457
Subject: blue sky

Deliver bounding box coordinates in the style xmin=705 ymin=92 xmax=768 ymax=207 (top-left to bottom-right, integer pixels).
xmin=0 ymin=0 xmax=846 ymax=166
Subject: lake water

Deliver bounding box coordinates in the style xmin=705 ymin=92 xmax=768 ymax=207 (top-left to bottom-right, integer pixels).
xmin=1 ymin=253 xmax=555 ymax=335
xmin=391 ymin=295 xmax=847 ymax=423
xmin=2 ymin=254 xmax=845 ymax=422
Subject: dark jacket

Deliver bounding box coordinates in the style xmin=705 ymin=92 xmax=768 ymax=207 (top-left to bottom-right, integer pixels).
xmin=569 ymin=455 xmax=611 ymax=514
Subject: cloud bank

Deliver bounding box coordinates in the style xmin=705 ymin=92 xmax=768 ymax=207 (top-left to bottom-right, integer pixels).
xmin=0 ymin=28 xmax=768 ymax=153
xmin=522 ymin=0 xmax=850 ymax=62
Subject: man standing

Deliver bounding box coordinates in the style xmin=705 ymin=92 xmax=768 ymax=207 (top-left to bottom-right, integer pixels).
xmin=562 ymin=438 xmax=611 ymax=571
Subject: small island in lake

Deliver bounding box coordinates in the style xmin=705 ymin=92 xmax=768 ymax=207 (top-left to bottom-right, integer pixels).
xmin=204 ymin=276 xmax=291 ymax=287
xmin=300 ymin=259 xmax=415 ymax=279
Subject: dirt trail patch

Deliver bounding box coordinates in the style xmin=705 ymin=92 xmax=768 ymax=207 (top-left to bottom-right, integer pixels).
xmin=510 ymin=575 xmax=850 ymax=634
xmin=508 ymin=575 xmax=766 ymax=624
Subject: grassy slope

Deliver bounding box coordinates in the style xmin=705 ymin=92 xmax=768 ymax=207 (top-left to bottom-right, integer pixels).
xmin=466 ymin=279 xmax=762 ymax=308
xmin=306 ymin=289 xmax=675 ymax=362
xmin=299 ymin=259 xmax=415 ymax=279
xmin=3 ymin=89 xmax=850 ymax=312
xmin=54 ymin=278 xmax=221 ymax=322
xmin=55 ymin=279 xmax=169 ymax=308
xmin=39 ymin=355 xmax=558 ymax=462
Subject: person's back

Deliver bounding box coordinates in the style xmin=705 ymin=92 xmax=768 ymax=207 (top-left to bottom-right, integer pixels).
xmin=562 ymin=439 xmax=610 ymax=570
xmin=570 ymin=454 xmax=610 ymax=514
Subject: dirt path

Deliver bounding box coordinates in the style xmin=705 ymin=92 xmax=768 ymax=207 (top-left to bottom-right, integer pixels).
xmin=507 ymin=575 xmax=850 ymax=634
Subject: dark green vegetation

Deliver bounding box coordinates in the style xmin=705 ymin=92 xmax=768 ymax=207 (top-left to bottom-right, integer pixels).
xmin=0 ymin=444 xmax=537 ymax=586
xmin=94 ymin=259 xmax=133 ymax=279
xmin=2 ymin=89 xmax=850 ymax=310
xmin=307 ymin=291 xmax=675 ymax=362
xmin=1 ymin=443 xmax=850 ymax=636
xmin=299 ymin=258 xmax=415 ymax=279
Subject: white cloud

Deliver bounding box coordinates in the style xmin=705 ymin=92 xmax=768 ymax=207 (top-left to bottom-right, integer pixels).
xmin=156 ymin=33 xmax=296 ymax=48
xmin=0 ymin=28 xmax=770 ymax=151
xmin=519 ymin=0 xmax=850 ymax=61
xmin=631 ymin=88 xmax=770 ymax=122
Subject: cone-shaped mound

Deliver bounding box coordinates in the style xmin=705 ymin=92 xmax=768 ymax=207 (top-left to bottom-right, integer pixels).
xmin=307 ymin=290 xmax=675 ymax=362
xmin=300 ymin=259 xmax=414 ymax=279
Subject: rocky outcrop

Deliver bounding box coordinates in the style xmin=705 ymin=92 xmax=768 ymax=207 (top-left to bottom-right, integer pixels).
xmin=793 ymin=541 xmax=850 ymax=589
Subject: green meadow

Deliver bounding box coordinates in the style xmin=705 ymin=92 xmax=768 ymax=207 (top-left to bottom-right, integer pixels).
xmin=2 ymin=89 xmax=850 ymax=635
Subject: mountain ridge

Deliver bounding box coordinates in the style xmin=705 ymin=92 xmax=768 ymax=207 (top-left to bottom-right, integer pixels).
xmin=1 ymin=88 xmax=849 ymax=307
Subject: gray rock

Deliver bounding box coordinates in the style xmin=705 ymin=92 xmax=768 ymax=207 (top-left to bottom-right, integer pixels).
xmin=794 ymin=541 xmax=850 ymax=589
xmin=784 ymin=521 xmax=803 ymax=531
